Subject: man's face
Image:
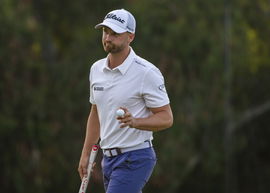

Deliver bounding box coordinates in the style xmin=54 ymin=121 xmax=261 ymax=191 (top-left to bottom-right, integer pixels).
xmin=102 ymin=27 xmax=134 ymax=53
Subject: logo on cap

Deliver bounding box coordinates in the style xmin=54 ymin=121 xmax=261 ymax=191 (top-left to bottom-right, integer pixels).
xmin=105 ymin=13 xmax=125 ymax=24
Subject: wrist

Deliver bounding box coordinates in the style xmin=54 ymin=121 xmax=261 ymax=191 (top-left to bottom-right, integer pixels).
xmin=132 ymin=118 xmax=140 ymax=129
xmin=81 ymin=147 xmax=92 ymax=157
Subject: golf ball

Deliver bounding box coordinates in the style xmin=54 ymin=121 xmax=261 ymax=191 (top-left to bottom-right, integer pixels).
xmin=116 ymin=109 xmax=125 ymax=117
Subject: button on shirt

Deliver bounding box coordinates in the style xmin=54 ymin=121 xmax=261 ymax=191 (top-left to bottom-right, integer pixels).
xmin=89 ymin=48 xmax=170 ymax=149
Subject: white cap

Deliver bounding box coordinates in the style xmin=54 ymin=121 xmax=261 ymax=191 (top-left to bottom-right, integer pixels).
xmin=95 ymin=9 xmax=136 ymax=34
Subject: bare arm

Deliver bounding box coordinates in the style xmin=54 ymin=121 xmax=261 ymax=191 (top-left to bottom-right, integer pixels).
xmin=118 ymin=104 xmax=173 ymax=132
xmin=78 ymin=104 xmax=100 ymax=179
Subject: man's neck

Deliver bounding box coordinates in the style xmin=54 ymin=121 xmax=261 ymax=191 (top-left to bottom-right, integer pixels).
xmin=108 ymin=47 xmax=131 ymax=69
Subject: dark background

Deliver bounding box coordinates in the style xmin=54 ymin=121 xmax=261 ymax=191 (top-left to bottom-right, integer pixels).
xmin=1 ymin=0 xmax=270 ymax=192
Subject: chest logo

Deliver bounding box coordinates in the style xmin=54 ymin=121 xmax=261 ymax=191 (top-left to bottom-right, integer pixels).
xmin=94 ymin=86 xmax=104 ymax=91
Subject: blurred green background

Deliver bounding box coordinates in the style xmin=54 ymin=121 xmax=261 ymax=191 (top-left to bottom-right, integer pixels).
xmin=1 ymin=0 xmax=270 ymax=193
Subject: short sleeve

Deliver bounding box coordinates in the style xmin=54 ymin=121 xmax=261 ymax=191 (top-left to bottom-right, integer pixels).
xmin=89 ymin=66 xmax=96 ymax=104
xmin=142 ymin=67 xmax=170 ymax=108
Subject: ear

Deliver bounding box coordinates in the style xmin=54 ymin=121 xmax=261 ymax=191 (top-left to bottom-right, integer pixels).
xmin=128 ymin=33 xmax=135 ymax=43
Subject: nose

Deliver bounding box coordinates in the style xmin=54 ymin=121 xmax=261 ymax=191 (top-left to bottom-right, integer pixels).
xmin=104 ymin=33 xmax=112 ymax=42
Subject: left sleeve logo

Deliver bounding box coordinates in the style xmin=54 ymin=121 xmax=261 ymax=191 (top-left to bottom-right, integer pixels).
xmin=158 ymin=84 xmax=167 ymax=93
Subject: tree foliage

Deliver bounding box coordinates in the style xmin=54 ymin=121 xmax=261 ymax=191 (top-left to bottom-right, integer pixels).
xmin=1 ymin=0 xmax=270 ymax=193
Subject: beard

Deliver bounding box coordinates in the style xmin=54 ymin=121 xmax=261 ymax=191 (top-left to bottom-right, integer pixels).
xmin=103 ymin=42 xmax=125 ymax=54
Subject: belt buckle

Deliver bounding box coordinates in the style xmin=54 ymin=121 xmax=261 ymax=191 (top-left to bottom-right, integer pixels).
xmin=106 ymin=148 xmax=122 ymax=157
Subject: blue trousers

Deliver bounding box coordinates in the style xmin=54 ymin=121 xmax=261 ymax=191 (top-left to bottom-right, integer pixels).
xmin=102 ymin=147 xmax=157 ymax=193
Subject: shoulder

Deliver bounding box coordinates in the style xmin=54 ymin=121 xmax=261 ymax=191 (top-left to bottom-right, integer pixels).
xmin=91 ymin=58 xmax=106 ymax=70
xmin=90 ymin=58 xmax=106 ymax=73
xmin=133 ymin=55 xmax=160 ymax=73
xmin=89 ymin=58 xmax=106 ymax=81
xmin=133 ymin=55 xmax=163 ymax=79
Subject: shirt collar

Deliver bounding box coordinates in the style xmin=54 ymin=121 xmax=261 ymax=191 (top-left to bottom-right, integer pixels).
xmin=103 ymin=47 xmax=136 ymax=75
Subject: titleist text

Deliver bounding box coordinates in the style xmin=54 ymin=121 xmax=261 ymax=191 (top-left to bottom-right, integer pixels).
xmin=105 ymin=14 xmax=125 ymax=23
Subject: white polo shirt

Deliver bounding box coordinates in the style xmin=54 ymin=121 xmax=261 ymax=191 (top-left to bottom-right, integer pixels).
xmin=89 ymin=47 xmax=170 ymax=149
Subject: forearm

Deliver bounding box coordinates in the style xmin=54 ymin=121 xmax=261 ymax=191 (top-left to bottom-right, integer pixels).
xmin=134 ymin=110 xmax=173 ymax=131
xmin=81 ymin=105 xmax=100 ymax=156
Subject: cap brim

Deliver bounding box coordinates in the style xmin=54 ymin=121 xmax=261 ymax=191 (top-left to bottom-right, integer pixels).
xmin=95 ymin=21 xmax=126 ymax=34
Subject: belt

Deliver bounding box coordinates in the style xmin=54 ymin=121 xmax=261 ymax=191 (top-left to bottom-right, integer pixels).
xmin=103 ymin=140 xmax=152 ymax=157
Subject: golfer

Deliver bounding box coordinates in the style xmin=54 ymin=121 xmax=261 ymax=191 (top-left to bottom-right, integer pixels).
xmin=78 ymin=8 xmax=173 ymax=193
